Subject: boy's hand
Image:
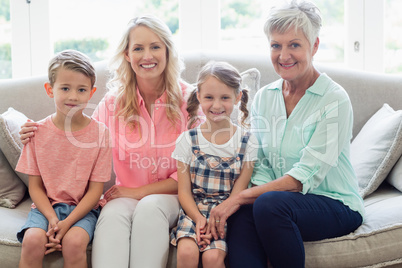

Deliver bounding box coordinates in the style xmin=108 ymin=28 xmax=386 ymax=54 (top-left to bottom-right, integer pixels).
xmin=45 ymin=219 xmax=73 ymax=255
xmin=53 ymin=219 xmax=72 ymax=242
xmin=45 ymin=218 xmax=61 ymax=255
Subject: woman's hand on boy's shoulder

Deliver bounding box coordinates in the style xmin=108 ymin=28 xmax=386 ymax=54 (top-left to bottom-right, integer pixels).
xmin=19 ymin=119 xmax=39 ymax=145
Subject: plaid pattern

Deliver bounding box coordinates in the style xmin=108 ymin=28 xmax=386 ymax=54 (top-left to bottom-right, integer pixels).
xmin=171 ymin=128 xmax=250 ymax=252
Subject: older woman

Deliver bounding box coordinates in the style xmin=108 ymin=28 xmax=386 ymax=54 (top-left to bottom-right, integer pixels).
xmin=20 ymin=15 xmax=190 ymax=268
xmin=207 ymin=1 xmax=364 ymax=267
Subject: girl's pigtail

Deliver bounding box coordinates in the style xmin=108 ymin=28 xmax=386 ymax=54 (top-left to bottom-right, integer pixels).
xmin=186 ymin=88 xmax=200 ymax=129
xmin=239 ymin=88 xmax=250 ymax=127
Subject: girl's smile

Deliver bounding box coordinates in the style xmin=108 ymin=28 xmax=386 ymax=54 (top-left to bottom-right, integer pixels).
xmin=197 ymin=76 xmax=241 ymax=127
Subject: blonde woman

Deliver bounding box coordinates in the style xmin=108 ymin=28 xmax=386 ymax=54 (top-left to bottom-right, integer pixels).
xmin=20 ymin=15 xmax=191 ymax=268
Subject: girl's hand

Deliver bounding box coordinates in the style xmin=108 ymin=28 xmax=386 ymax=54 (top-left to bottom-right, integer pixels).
xmin=19 ymin=119 xmax=38 ymax=145
xmin=209 ymin=198 xmax=240 ymax=240
xmin=195 ymin=215 xmax=208 ymax=245
xmin=104 ymin=185 xmax=143 ymax=201
xmin=199 ymin=224 xmax=212 ymax=250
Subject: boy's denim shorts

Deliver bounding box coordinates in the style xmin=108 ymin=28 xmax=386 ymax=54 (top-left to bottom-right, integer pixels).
xmin=17 ymin=203 xmax=100 ymax=243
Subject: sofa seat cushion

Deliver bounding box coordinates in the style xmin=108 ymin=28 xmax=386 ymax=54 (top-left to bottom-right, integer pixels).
xmin=305 ymin=183 xmax=402 ymax=268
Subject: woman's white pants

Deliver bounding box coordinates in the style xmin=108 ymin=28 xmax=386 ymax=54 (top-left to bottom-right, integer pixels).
xmin=91 ymin=194 xmax=179 ymax=268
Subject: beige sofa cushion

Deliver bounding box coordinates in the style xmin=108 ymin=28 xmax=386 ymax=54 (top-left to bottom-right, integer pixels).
xmin=305 ymin=183 xmax=402 ymax=267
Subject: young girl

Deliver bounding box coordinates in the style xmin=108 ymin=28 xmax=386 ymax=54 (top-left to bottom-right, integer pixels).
xmin=170 ymin=61 xmax=258 ymax=268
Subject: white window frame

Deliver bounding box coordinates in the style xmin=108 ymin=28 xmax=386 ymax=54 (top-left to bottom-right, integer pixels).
xmin=9 ymin=0 xmax=386 ymax=78
xmin=179 ymin=0 xmax=220 ymax=51
xmin=345 ymin=0 xmax=384 ymax=72
xmin=10 ymin=0 xmax=51 ymax=78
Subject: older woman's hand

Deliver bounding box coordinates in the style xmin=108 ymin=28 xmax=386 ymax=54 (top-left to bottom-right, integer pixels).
xmin=19 ymin=119 xmax=38 ymax=145
xmin=209 ymin=196 xmax=241 ymax=240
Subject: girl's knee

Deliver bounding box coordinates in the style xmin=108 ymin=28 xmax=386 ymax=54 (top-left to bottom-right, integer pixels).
xmin=202 ymin=249 xmax=226 ymax=268
xmin=177 ymin=238 xmax=199 ymax=268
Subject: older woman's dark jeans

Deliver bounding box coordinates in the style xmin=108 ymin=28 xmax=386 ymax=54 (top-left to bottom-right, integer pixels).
xmin=227 ymin=191 xmax=363 ymax=268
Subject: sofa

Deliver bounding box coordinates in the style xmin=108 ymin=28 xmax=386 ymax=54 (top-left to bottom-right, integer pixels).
xmin=1 ymin=50 xmax=402 ymax=268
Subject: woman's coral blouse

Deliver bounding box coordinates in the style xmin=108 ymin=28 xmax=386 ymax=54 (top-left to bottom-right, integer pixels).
xmin=92 ymin=83 xmax=189 ymax=188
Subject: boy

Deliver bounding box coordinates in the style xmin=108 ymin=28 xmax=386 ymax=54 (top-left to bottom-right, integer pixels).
xmin=16 ymin=50 xmax=112 ymax=268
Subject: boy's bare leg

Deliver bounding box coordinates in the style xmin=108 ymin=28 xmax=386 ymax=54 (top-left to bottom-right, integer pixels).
xmin=19 ymin=228 xmax=47 ymax=268
xmin=62 ymin=226 xmax=90 ymax=268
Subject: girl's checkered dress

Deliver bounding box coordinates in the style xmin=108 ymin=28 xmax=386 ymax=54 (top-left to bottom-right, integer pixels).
xmin=170 ymin=128 xmax=251 ymax=252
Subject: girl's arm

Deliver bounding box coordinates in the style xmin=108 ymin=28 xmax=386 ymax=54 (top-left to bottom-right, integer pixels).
xmin=177 ymin=160 xmax=207 ymax=243
xmin=230 ymin=161 xmax=255 ymax=196
xmin=209 ymin=160 xmax=255 ymax=239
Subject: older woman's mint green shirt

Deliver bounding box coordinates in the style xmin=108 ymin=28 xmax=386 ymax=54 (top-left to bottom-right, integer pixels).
xmin=250 ymin=74 xmax=364 ymax=217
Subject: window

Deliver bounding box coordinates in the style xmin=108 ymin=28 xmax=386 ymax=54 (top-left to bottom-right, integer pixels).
xmin=5 ymin=0 xmax=402 ymax=80
xmin=49 ymin=0 xmax=179 ymax=64
xmin=384 ymin=0 xmax=402 ymax=74
xmin=9 ymin=0 xmax=178 ymax=79
xmin=0 ymin=0 xmax=11 ymax=79
xmin=219 ymin=0 xmax=345 ymax=65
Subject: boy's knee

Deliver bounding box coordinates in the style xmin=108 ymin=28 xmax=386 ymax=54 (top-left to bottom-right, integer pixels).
xmin=62 ymin=232 xmax=89 ymax=260
xmin=22 ymin=228 xmax=47 ymax=250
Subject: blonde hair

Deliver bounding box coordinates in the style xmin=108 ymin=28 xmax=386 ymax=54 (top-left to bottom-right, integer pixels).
xmin=108 ymin=15 xmax=184 ymax=129
xmin=187 ymin=61 xmax=249 ymax=129
xmin=48 ymin=49 xmax=96 ymax=87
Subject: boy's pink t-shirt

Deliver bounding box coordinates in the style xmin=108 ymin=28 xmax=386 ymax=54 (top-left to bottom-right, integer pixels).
xmin=16 ymin=116 xmax=112 ymax=208
xmin=92 ymin=83 xmax=190 ymax=188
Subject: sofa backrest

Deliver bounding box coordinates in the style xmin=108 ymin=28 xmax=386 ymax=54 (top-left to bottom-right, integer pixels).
xmin=1 ymin=50 xmax=402 ymax=138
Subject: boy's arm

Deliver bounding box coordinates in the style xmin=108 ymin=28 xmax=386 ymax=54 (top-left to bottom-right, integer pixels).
xmin=52 ymin=181 xmax=104 ymax=241
xmin=29 ymin=175 xmax=58 ymax=224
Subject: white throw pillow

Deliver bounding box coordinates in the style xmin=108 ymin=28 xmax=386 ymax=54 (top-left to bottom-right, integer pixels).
xmin=387 ymin=155 xmax=402 ymax=192
xmin=0 ymin=107 xmax=30 ymax=186
xmin=231 ymin=68 xmax=261 ymax=125
xmin=351 ymin=103 xmax=402 ymax=198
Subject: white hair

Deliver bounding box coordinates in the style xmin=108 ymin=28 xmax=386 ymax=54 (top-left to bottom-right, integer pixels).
xmin=264 ymin=0 xmax=322 ymax=47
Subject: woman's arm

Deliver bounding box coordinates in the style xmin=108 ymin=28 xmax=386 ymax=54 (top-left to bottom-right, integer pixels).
xmin=210 ymin=174 xmax=302 ymax=239
xmin=103 ymin=177 xmax=178 ymax=201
